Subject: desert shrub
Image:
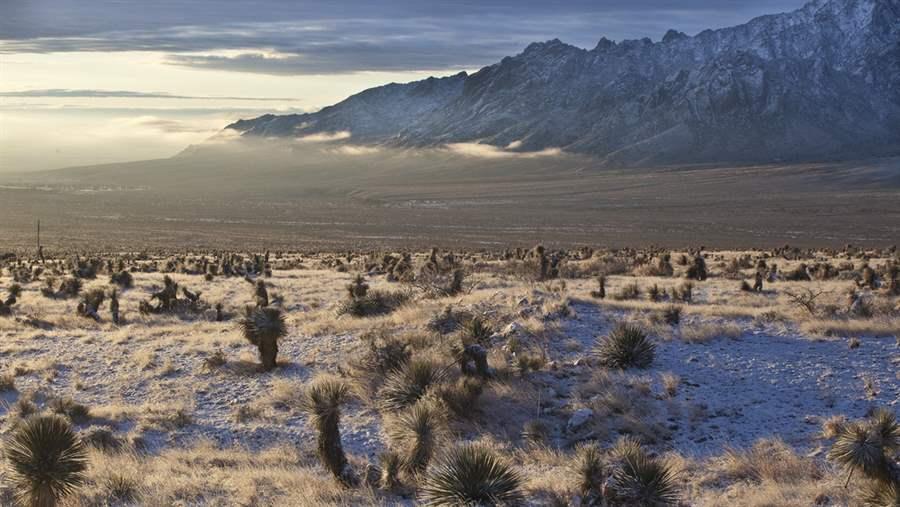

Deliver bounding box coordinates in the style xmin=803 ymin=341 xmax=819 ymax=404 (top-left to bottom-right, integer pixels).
xmin=662 ymin=305 xmax=681 ymax=326
xmin=380 ymin=357 xmax=446 ymax=411
xmin=427 ymin=306 xmax=474 ymax=334
xmin=58 ymin=277 xmax=83 ymax=298
xmin=436 ymin=377 xmax=484 ymax=418
xmin=461 ymin=315 xmax=494 ymax=345
xmin=594 ymin=323 xmax=655 ymax=369
xmin=605 ymin=437 xmax=680 ymax=506
xmin=49 ymin=397 xmax=91 ymax=424
xmin=379 ymin=451 xmax=403 ymax=491
xmin=109 ymin=270 xmax=133 ymax=289
xmin=337 ymin=289 xmax=410 ymax=318
xmin=574 ymin=443 xmax=605 ymax=499
xmin=5 ymin=414 xmax=88 ymax=507
xmin=638 ymin=255 xmax=674 ymax=277
xmin=300 ymin=377 xmax=355 ymax=485
xmin=521 ymin=420 xmax=550 ymax=446
xmin=0 ymin=372 xmax=15 ymax=392
xmin=671 ymin=282 xmax=693 ymax=303
xmin=79 ymin=426 xmax=123 ymax=452
xmin=722 ymin=438 xmax=821 ymax=484
xmin=590 ymin=276 xmax=606 ymax=299
xmin=386 ymin=398 xmax=447 ymax=475
xmin=238 ymin=306 xmax=287 ymax=371
xmin=784 ymin=263 xmax=811 ymax=281
xmin=416 ymin=269 xmax=467 ymax=298
xmin=614 ymin=283 xmax=641 ymax=301
xmin=686 ymin=255 xmax=707 ymax=281
xmin=346 ymin=274 xmax=369 ymax=299
xmin=828 ymin=408 xmax=900 ymax=495
xmin=648 ymin=284 xmax=662 ymax=302
xmin=358 ymin=330 xmax=411 ymax=377
xmin=77 ymin=288 xmax=105 ymax=321
xmin=419 ymin=443 xmax=523 ymax=506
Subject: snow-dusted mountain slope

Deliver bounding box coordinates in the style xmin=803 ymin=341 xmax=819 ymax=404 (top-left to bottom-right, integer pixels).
xmin=226 ymin=0 xmax=900 ymax=166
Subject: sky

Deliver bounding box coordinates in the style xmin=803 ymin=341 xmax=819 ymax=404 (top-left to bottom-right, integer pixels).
xmin=0 ymin=0 xmax=806 ymax=172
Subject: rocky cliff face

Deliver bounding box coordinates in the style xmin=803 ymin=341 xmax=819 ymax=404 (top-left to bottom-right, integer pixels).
xmin=226 ymin=0 xmax=900 ymax=166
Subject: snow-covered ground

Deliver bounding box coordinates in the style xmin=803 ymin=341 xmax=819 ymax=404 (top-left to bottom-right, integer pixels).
xmin=1 ymin=253 xmax=898 ymax=504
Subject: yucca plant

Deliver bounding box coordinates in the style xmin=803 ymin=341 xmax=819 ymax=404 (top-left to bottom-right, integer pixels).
xmin=462 ymin=316 xmax=494 ymax=345
xmin=299 ymin=377 xmax=355 ymax=485
xmin=594 ymin=323 xmax=655 ymax=369
xmin=380 ymin=357 xmax=446 ymax=411
xmin=830 ymin=409 xmax=900 ymax=488
xmin=607 ymin=438 xmax=680 ymax=506
xmin=662 ymin=305 xmax=681 ymax=326
xmin=419 ymin=443 xmax=524 ymax=506
xmin=574 ymin=442 xmax=605 ymax=499
xmin=238 ymin=306 xmax=287 ymax=371
xmin=861 ymin=479 xmax=900 ymax=507
xmin=386 ymin=398 xmax=447 ymax=475
xmin=380 ymin=451 xmax=403 ymax=491
xmin=347 ymin=274 xmax=369 ymax=299
xmin=6 ymin=414 xmax=88 ymax=507
xmin=830 ymin=422 xmax=892 ymax=486
xmin=870 ymin=408 xmax=900 ymax=454
xmin=590 ymin=276 xmax=606 ymax=299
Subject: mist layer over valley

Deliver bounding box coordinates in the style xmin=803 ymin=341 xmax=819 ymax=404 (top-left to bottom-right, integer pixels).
xmin=1 ymin=139 xmax=898 ymax=251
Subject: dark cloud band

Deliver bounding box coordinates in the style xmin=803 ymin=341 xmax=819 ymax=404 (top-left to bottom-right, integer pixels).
xmin=0 ymin=89 xmax=300 ymax=101
xmin=1 ymin=1 xmax=806 ymax=75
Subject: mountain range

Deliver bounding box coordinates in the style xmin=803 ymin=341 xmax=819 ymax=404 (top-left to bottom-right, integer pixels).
xmin=224 ymin=0 xmax=900 ymax=166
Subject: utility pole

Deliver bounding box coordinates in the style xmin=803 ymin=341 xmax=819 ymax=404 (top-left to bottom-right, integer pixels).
xmin=36 ymin=219 xmax=44 ymax=263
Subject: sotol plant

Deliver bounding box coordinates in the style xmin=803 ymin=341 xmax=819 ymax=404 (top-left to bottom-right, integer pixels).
xmin=300 ymin=377 xmax=355 ymax=485
xmin=238 ymin=306 xmax=287 ymax=371
xmin=606 ymin=437 xmax=680 ymax=506
xmin=419 ymin=443 xmax=524 ymax=506
xmin=379 ymin=357 xmax=446 ymax=411
xmin=594 ymin=323 xmax=655 ymax=369
xmin=6 ymin=414 xmax=88 ymax=507
xmin=574 ymin=442 xmax=605 ymax=500
xmin=386 ymin=398 xmax=447 ymax=475
xmin=829 ymin=408 xmax=900 ymax=498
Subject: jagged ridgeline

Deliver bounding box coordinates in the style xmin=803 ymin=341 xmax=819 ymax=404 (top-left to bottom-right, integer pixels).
xmin=225 ymin=0 xmax=900 ymax=166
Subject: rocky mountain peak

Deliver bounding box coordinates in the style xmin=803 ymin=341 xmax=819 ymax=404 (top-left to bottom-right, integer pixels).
xmin=226 ymin=0 xmax=900 ymax=166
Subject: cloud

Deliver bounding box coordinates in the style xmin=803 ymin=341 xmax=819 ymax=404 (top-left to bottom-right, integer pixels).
xmin=122 ymin=116 xmax=214 ymax=134
xmin=329 ymin=145 xmax=382 ymax=156
xmin=0 ymin=89 xmax=299 ymax=101
xmin=445 ymin=142 xmax=562 ymax=159
xmin=296 ymin=131 xmax=352 ymax=143
xmin=0 ymin=1 xmax=806 ymax=75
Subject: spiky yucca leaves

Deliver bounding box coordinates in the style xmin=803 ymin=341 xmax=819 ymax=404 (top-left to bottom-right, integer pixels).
xmin=870 ymin=408 xmax=900 ymax=454
xmin=380 ymin=357 xmax=446 ymax=411
xmin=380 ymin=451 xmax=403 ymax=491
xmin=830 ymin=409 xmax=900 ymax=489
xmin=238 ymin=306 xmax=287 ymax=371
xmin=594 ymin=323 xmax=655 ymax=369
xmin=861 ymin=479 xmax=900 ymax=507
xmin=419 ymin=443 xmax=524 ymax=506
xmin=6 ymin=414 xmax=88 ymax=507
xmin=662 ymin=305 xmax=681 ymax=326
xmin=462 ymin=316 xmax=494 ymax=345
xmin=830 ymin=423 xmax=892 ymax=486
xmin=574 ymin=443 xmax=605 ymax=499
xmin=347 ymin=274 xmax=369 ymax=299
xmin=607 ymin=438 xmax=680 ymax=506
xmin=299 ymin=377 xmax=355 ymax=485
xmin=386 ymin=399 xmax=447 ymax=475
